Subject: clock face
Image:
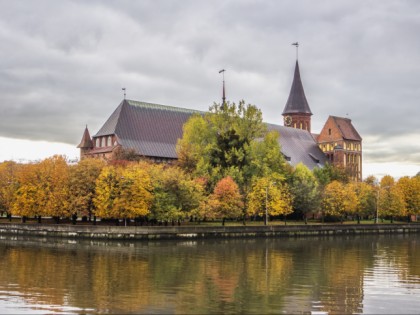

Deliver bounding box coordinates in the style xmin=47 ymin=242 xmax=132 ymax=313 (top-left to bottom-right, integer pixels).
xmin=284 ymin=115 xmax=292 ymax=126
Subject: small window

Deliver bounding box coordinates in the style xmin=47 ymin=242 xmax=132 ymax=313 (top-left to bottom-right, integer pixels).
xmin=328 ymin=128 xmax=331 ymax=136
xmin=96 ymin=138 xmax=100 ymax=147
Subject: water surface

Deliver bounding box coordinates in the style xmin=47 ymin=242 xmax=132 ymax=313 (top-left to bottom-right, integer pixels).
xmin=0 ymin=234 xmax=419 ymax=314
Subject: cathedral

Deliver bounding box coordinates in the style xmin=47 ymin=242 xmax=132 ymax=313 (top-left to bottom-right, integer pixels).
xmin=78 ymin=60 xmax=362 ymax=181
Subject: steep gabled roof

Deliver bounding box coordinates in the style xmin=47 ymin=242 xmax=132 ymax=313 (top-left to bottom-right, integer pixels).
xmin=331 ymin=116 xmax=362 ymax=141
xmin=282 ymin=61 xmax=312 ymax=115
xmin=77 ymin=126 xmax=93 ymax=148
xmin=267 ymin=123 xmax=326 ymax=169
xmin=94 ymin=100 xmax=202 ymax=159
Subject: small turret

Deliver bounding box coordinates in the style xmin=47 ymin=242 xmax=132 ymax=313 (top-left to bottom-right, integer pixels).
xmin=77 ymin=125 xmax=93 ymax=159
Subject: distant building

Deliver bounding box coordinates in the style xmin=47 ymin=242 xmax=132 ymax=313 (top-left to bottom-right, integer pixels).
xmin=78 ymin=60 xmax=362 ymax=180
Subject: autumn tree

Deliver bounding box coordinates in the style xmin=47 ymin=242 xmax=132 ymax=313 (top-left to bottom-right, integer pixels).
xmin=94 ymin=164 xmax=153 ymax=224
xmin=247 ymin=176 xmax=293 ymax=225
xmin=321 ymin=181 xmax=357 ymax=222
xmin=354 ymin=181 xmax=376 ymax=223
xmin=378 ymin=175 xmax=406 ymax=223
xmin=11 ymin=163 xmax=45 ymax=221
xmin=68 ymin=158 xmax=105 ymax=222
xmin=289 ymin=163 xmax=320 ymax=223
xmin=11 ymin=156 xmax=70 ymax=222
xmin=0 ymin=161 xmax=20 ymax=219
xmin=147 ymin=164 xmax=205 ymax=224
xmin=207 ymin=176 xmax=243 ymax=225
xmin=397 ymin=176 xmax=420 ymax=221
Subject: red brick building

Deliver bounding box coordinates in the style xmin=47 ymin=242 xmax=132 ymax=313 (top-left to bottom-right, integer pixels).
xmin=78 ymin=60 xmax=362 ymax=180
xmin=281 ymin=61 xmax=362 ymax=181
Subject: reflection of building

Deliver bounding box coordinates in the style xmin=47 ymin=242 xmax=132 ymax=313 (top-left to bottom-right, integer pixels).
xmin=78 ymin=60 xmax=362 ymax=180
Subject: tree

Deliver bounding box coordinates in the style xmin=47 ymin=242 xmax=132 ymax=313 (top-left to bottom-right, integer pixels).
xmin=93 ymin=164 xmax=153 ymax=224
xmin=321 ymin=181 xmax=357 ymax=222
xmin=247 ymin=176 xmax=293 ymax=224
xmin=289 ymin=163 xmax=320 ymax=223
xmin=378 ymin=175 xmax=406 ymax=223
xmin=68 ymin=158 xmax=105 ymax=221
xmin=313 ymin=163 xmax=349 ymax=187
xmin=113 ymin=164 xmax=153 ymax=224
xmin=177 ymin=100 xmax=269 ymax=192
xmin=11 ymin=156 xmax=70 ymax=223
xmin=354 ymin=181 xmax=376 ymax=223
xmin=148 ymin=164 xmax=205 ymax=224
xmin=93 ymin=166 xmax=121 ymax=220
xmin=0 ymin=161 xmax=20 ymax=218
xmin=397 ymin=176 xmax=420 ymax=220
xmin=208 ymin=176 xmax=243 ymax=225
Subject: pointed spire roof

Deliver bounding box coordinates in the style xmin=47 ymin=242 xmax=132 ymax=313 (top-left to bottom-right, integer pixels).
xmin=77 ymin=125 xmax=94 ymax=148
xmin=282 ymin=61 xmax=312 ymax=115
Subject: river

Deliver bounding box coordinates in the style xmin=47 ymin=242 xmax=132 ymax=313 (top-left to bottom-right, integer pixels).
xmin=0 ymin=234 xmax=419 ymax=314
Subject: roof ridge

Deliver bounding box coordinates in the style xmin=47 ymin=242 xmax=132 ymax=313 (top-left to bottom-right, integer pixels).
xmin=126 ymin=99 xmax=202 ymax=114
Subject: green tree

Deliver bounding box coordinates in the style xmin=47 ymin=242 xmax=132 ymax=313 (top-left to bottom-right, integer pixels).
xmin=177 ymin=100 xmax=271 ymax=192
xmin=148 ymin=164 xmax=205 ymax=224
xmin=247 ymin=176 xmax=293 ymax=224
xmin=289 ymin=163 xmax=320 ymax=223
xmin=313 ymin=163 xmax=349 ymax=187
xmin=208 ymin=176 xmax=243 ymax=225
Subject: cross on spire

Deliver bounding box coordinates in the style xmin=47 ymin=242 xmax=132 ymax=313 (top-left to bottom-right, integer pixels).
xmin=292 ymin=42 xmax=299 ymax=60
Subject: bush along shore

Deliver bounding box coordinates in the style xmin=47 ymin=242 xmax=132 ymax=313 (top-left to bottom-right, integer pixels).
xmin=0 ymin=221 xmax=419 ymax=241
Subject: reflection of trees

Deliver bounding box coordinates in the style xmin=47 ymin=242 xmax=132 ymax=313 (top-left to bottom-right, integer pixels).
xmin=0 ymin=235 xmax=419 ymax=314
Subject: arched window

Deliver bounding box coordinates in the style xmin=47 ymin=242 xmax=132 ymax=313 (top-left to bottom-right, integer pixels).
xmin=107 ymin=136 xmax=112 ymax=147
xmin=96 ymin=138 xmax=100 ymax=147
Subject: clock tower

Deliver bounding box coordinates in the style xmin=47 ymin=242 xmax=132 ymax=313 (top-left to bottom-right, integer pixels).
xmin=282 ymin=61 xmax=312 ymax=132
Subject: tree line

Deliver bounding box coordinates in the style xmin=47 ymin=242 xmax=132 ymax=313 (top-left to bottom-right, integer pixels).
xmin=0 ymin=101 xmax=419 ymax=225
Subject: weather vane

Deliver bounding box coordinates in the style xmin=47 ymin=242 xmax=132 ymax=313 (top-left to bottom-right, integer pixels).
xmin=122 ymin=87 xmax=126 ymax=99
xmin=292 ymin=42 xmax=299 ymax=60
xmin=219 ymin=69 xmax=226 ymax=104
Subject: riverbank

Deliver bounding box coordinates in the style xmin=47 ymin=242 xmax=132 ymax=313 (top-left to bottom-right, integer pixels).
xmin=0 ymin=222 xmax=419 ymax=241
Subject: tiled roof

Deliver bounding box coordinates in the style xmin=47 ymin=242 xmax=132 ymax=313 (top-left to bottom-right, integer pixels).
xmin=267 ymin=124 xmax=326 ymax=169
xmin=94 ymin=100 xmax=202 ymax=159
xmin=92 ymin=99 xmax=326 ymax=168
xmin=331 ymin=116 xmax=362 ymax=141
xmin=282 ymin=61 xmax=312 ymax=115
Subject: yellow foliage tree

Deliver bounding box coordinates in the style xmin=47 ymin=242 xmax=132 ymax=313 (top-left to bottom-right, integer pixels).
xmin=0 ymin=161 xmax=20 ymax=217
xmin=397 ymin=176 xmax=420 ymax=219
xmin=247 ymin=177 xmax=293 ymax=224
xmin=321 ymin=180 xmax=357 ymax=222
xmin=378 ymin=175 xmax=406 ymax=222
xmin=68 ymin=158 xmax=105 ymax=220
xmin=94 ymin=164 xmax=153 ymax=223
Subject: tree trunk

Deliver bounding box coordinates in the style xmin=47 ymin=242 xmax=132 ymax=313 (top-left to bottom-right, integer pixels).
xmin=37 ymin=216 xmax=42 ymax=224
xmin=357 ymin=214 xmax=360 ymax=224
xmin=21 ymin=216 xmax=27 ymax=223
xmin=222 ymin=218 xmax=225 ymax=226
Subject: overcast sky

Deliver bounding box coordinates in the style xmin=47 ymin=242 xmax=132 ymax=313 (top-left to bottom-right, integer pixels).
xmin=0 ymin=0 xmax=419 ymax=178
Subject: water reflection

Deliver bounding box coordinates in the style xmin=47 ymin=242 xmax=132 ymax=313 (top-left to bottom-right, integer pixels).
xmin=0 ymin=234 xmax=419 ymax=314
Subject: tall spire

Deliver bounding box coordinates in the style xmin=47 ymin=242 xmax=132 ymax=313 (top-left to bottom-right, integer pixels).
xmin=219 ymin=69 xmax=226 ymax=104
xmin=282 ymin=61 xmax=312 ymax=115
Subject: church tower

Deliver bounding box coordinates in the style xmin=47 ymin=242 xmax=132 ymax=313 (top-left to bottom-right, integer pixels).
xmin=282 ymin=61 xmax=313 ymax=132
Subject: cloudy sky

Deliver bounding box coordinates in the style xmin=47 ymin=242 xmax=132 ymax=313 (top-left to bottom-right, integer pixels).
xmin=0 ymin=0 xmax=419 ymax=179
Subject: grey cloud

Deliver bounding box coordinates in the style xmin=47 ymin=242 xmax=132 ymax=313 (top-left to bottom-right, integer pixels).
xmin=0 ymin=0 xmax=419 ymax=165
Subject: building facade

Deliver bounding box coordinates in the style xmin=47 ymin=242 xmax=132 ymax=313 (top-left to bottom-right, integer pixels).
xmin=78 ymin=60 xmax=362 ymax=180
